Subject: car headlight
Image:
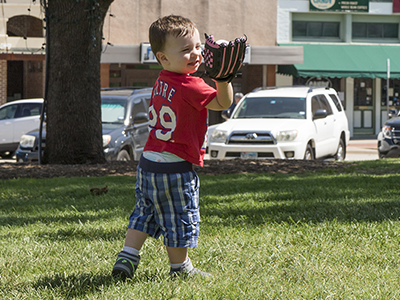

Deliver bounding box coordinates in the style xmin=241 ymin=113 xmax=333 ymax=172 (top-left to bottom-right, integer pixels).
xmin=211 ymin=130 xmax=228 ymax=143
xmin=103 ymin=135 xmax=111 ymax=147
xmin=276 ymin=130 xmax=298 ymax=142
xmin=19 ymin=135 xmax=36 ymax=148
xmin=382 ymin=125 xmax=393 ymax=139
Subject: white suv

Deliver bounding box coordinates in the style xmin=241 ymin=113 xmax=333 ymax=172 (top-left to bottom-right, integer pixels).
xmin=208 ymin=86 xmax=350 ymax=160
xmin=0 ymin=98 xmax=43 ymax=158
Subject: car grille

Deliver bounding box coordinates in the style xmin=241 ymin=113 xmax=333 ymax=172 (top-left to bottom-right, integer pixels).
xmin=392 ymin=128 xmax=400 ymax=144
xmin=227 ymin=131 xmax=275 ymax=145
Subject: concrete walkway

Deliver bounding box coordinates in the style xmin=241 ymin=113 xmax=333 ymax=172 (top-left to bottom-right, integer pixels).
xmin=346 ymin=138 xmax=378 ymax=161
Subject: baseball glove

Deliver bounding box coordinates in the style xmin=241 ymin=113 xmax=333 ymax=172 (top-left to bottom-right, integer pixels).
xmin=203 ymin=33 xmax=247 ymax=83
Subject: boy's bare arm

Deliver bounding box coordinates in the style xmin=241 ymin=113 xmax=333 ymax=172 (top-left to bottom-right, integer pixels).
xmin=205 ymin=81 xmax=233 ymax=111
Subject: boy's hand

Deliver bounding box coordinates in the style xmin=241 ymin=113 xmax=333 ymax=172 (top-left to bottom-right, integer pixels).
xmin=202 ymin=33 xmax=247 ymax=83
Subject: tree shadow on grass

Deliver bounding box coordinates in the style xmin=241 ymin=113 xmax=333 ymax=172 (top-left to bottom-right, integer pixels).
xmin=32 ymin=271 xmax=163 ymax=299
xmin=32 ymin=273 xmax=114 ymax=299
xmin=202 ymin=199 xmax=400 ymax=228
xmin=200 ymin=172 xmax=400 ymax=226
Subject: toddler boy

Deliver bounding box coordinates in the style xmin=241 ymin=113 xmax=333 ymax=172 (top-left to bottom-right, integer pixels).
xmin=112 ymin=14 xmax=233 ymax=279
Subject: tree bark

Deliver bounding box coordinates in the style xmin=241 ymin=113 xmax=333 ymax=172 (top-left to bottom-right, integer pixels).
xmin=44 ymin=0 xmax=113 ymax=164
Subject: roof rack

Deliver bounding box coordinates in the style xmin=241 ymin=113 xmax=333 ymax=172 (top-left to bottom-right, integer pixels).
xmin=252 ymin=85 xmax=330 ymax=93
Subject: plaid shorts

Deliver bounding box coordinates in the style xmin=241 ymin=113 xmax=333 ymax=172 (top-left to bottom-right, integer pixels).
xmin=128 ymin=157 xmax=200 ymax=248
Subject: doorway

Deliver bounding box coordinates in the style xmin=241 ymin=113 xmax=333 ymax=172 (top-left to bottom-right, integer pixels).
xmin=7 ymin=61 xmax=23 ymax=101
xmin=353 ymin=78 xmax=374 ymax=135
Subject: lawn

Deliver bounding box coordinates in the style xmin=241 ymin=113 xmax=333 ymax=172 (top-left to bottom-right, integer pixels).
xmin=1 ymin=160 xmax=400 ymax=299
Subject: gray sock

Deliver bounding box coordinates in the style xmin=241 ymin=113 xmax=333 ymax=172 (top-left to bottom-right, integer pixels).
xmin=122 ymin=246 xmax=140 ymax=256
xmin=170 ymin=257 xmax=193 ymax=272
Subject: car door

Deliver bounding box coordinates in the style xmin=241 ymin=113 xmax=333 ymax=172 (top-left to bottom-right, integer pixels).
xmin=328 ymin=92 xmax=348 ymax=142
xmin=317 ymin=94 xmax=337 ymax=155
xmin=129 ymin=96 xmax=150 ymax=156
xmin=312 ymin=95 xmax=334 ymax=158
xmin=0 ymin=102 xmax=18 ymax=146
xmin=12 ymin=102 xmax=42 ymax=143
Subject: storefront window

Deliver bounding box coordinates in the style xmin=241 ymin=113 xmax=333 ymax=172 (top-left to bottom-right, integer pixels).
xmin=354 ymin=78 xmax=373 ymax=106
xmin=292 ymin=21 xmax=340 ymax=39
xmin=352 ymin=23 xmax=398 ymax=39
xmin=381 ymin=78 xmax=400 ymax=107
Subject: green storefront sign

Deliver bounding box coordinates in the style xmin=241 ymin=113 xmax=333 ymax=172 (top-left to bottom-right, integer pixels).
xmin=310 ymin=0 xmax=369 ymax=12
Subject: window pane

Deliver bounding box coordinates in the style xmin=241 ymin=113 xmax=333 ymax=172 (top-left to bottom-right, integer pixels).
xmin=384 ymin=23 xmax=398 ymax=38
xmin=318 ymin=95 xmax=333 ymax=115
xmin=22 ymin=103 xmax=42 ymax=116
xmin=367 ymin=23 xmax=383 ymax=38
xmin=352 ymin=23 xmax=367 ymax=38
xmin=353 ymin=22 xmax=399 ymax=39
xmin=307 ymin=22 xmax=322 ymax=37
xmin=292 ymin=21 xmax=306 ymax=37
xmin=132 ymin=99 xmax=146 ymax=115
xmin=329 ymin=94 xmax=343 ymax=112
xmin=233 ymin=97 xmax=306 ymax=119
xmin=0 ymin=104 xmax=17 ymax=120
xmin=101 ymin=99 xmax=127 ymax=124
xmin=323 ymin=22 xmax=339 ymax=37
xmin=311 ymin=96 xmax=320 ymax=115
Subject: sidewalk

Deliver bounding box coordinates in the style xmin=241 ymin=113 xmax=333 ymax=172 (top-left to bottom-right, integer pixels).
xmin=346 ymin=138 xmax=378 ymax=161
xmin=348 ymin=139 xmax=377 ymax=149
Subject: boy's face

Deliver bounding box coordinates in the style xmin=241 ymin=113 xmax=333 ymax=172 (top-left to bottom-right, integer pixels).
xmin=157 ymin=28 xmax=202 ymax=75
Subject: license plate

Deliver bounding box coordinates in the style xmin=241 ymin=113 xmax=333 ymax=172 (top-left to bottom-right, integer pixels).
xmin=240 ymin=152 xmax=257 ymax=159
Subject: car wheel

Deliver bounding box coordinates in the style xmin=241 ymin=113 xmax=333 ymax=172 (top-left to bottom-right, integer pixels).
xmin=117 ymin=149 xmax=131 ymax=161
xmin=304 ymin=143 xmax=314 ymax=160
xmin=334 ymin=138 xmax=346 ymax=161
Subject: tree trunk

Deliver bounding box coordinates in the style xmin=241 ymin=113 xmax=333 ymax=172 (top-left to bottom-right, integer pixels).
xmin=44 ymin=0 xmax=113 ymax=164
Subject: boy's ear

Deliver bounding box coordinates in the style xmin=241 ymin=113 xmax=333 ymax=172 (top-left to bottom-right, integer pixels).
xmin=156 ymin=51 xmax=169 ymax=65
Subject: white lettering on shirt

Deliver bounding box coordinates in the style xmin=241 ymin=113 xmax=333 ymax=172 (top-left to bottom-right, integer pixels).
xmin=153 ymin=79 xmax=176 ymax=102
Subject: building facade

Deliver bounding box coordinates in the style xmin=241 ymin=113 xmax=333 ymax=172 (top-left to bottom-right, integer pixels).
xmin=0 ymin=0 xmax=45 ymax=104
xmin=0 ymin=0 xmax=303 ymax=125
xmin=100 ymin=0 xmax=302 ymax=124
xmin=277 ymin=0 xmax=400 ymax=137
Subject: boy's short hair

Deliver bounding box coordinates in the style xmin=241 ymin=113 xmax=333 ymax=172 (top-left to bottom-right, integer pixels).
xmin=149 ymin=15 xmax=197 ymax=61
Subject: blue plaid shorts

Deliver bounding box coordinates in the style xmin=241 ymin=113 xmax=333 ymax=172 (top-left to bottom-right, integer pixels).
xmin=128 ymin=157 xmax=200 ymax=248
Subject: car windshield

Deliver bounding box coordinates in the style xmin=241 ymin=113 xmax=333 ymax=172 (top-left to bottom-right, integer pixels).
xmin=231 ymin=96 xmax=307 ymax=119
xmin=101 ymin=98 xmax=127 ymax=124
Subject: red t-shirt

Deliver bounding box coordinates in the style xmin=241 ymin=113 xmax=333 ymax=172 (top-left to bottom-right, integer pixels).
xmin=144 ymin=70 xmax=217 ymax=166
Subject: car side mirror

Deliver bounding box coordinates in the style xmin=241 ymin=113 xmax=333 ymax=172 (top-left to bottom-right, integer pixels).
xmin=133 ymin=112 xmax=149 ymax=125
xmin=221 ymin=110 xmax=231 ymax=120
xmin=313 ymin=109 xmax=327 ymax=120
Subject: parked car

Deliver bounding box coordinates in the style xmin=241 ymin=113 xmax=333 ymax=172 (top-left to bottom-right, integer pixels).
xmin=208 ymin=86 xmax=350 ymax=160
xmin=377 ymin=113 xmax=400 ymax=158
xmin=16 ymin=88 xmax=152 ymax=162
xmin=0 ymin=98 xmax=43 ymax=158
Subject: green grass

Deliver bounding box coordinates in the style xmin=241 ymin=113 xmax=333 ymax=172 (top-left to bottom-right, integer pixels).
xmin=1 ymin=160 xmax=400 ymax=299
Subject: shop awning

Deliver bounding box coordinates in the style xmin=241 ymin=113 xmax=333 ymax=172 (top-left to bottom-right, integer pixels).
xmin=277 ymin=43 xmax=400 ymax=79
